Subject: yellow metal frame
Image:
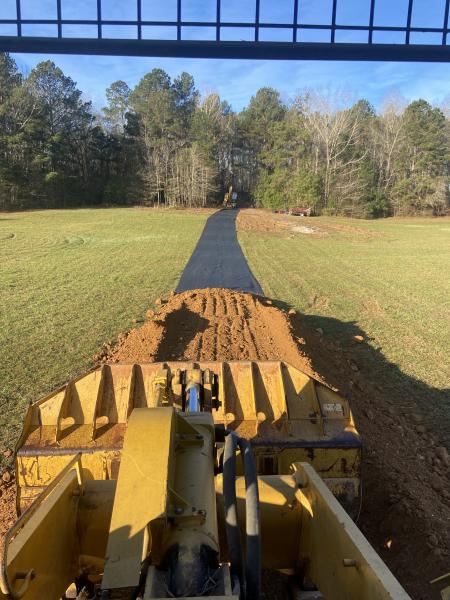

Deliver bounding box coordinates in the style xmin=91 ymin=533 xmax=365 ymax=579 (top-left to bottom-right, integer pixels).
xmin=293 ymin=463 xmax=411 ymax=600
xmin=1 ymin=434 xmax=411 ymax=600
xmin=101 ymin=408 xmax=176 ymax=590
xmin=1 ymin=455 xmax=83 ymax=599
xmin=14 ymin=361 xmax=361 ymax=516
xmin=9 ymin=359 xmax=414 ymax=599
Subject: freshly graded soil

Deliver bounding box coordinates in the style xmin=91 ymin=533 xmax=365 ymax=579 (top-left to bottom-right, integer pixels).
xmin=101 ymin=288 xmax=313 ymax=371
xmin=2 ymin=288 xmax=448 ymax=599
xmin=236 ymin=207 xmax=383 ymax=237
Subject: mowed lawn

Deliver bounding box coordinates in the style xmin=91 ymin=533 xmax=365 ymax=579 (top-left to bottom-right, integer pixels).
xmin=239 ymin=215 xmax=450 ymax=399
xmin=0 ymin=208 xmax=209 ymax=451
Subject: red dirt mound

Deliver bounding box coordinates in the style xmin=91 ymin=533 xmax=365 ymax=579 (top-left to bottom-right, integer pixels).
xmin=99 ymin=288 xmax=319 ymax=376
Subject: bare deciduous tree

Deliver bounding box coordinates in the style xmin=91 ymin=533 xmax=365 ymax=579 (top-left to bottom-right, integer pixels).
xmin=297 ymin=91 xmax=367 ymax=211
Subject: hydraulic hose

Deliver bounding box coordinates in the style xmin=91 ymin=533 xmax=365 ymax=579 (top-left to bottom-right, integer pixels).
xmin=241 ymin=439 xmax=261 ymax=600
xmin=223 ymin=432 xmax=244 ymax=593
xmin=223 ymin=432 xmax=261 ymax=600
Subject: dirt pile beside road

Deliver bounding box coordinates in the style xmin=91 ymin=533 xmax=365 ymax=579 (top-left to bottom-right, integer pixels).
xmin=237 ymin=208 xmax=382 ymax=237
xmin=98 ymin=287 xmax=450 ymax=600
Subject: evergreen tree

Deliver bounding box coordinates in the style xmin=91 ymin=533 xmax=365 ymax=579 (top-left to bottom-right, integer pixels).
xmin=103 ymin=80 xmax=130 ymax=134
xmin=393 ymin=100 xmax=449 ymax=214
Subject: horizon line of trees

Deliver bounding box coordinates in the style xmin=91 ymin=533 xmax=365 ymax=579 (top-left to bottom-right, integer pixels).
xmin=0 ymin=52 xmax=449 ymax=218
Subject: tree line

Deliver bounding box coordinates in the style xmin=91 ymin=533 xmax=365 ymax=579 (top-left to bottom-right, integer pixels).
xmin=0 ymin=52 xmax=448 ymax=217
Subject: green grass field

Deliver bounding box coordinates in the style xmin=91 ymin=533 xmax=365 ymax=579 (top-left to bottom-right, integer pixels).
xmin=0 ymin=208 xmax=208 ymax=451
xmin=1 ymin=209 xmax=449 ymax=453
xmin=239 ymin=216 xmax=450 ymax=418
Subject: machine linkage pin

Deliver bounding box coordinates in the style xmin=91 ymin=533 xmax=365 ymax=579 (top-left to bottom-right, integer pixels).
xmin=343 ymin=558 xmax=358 ymax=568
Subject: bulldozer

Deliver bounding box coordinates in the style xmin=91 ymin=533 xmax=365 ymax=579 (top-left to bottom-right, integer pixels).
xmin=222 ymin=187 xmax=237 ymax=209
xmin=0 ymin=360 xmax=411 ymax=600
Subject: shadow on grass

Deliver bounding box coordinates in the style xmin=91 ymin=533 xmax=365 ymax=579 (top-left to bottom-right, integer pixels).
xmin=272 ymin=298 xmax=450 ymax=449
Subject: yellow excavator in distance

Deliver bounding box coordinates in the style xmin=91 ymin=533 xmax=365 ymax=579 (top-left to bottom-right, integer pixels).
xmin=223 ymin=187 xmax=237 ymax=209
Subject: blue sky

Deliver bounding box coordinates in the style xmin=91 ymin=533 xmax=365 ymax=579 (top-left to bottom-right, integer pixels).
xmin=3 ymin=0 xmax=450 ymax=111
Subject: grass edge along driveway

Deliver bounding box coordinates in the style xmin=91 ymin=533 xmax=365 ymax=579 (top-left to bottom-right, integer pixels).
xmin=0 ymin=207 xmax=210 ymax=451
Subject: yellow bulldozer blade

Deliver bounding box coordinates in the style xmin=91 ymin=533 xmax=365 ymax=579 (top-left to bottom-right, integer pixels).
xmin=14 ymin=361 xmax=361 ymax=516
